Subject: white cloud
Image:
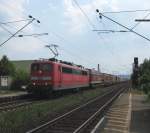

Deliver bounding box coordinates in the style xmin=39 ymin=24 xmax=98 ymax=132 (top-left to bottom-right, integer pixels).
xmin=63 ymin=0 xmax=87 ymax=33
xmin=48 ymin=1 xmax=57 ymax=10
xmin=0 ymin=0 xmax=44 ymax=55
xmin=0 ymin=0 xmax=27 ymax=19
xmin=63 ymin=0 xmax=120 ymax=34
xmin=41 ymin=0 xmax=57 ymax=16
xmin=7 ymin=37 xmax=43 ymax=53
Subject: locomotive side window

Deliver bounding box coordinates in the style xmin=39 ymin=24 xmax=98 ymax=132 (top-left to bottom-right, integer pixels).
xmin=72 ymin=69 xmax=81 ymax=75
xmin=41 ymin=64 xmax=52 ymax=72
xmin=82 ymin=71 xmax=87 ymax=75
xmin=31 ymin=64 xmax=40 ymax=72
xmin=31 ymin=63 xmax=52 ymax=72
xmin=62 ymin=67 xmax=72 ymax=74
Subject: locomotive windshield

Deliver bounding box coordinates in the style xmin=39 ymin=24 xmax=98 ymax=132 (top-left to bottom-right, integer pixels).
xmin=42 ymin=64 xmax=52 ymax=72
xmin=31 ymin=64 xmax=40 ymax=72
xmin=31 ymin=63 xmax=52 ymax=72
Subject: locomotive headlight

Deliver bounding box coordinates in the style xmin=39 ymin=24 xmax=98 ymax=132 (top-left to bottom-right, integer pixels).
xmin=33 ymin=82 xmax=36 ymax=85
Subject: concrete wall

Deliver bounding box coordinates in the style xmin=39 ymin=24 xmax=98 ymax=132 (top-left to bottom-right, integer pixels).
xmin=0 ymin=76 xmax=12 ymax=89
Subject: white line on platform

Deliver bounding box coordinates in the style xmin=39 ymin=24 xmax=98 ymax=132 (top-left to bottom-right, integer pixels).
xmin=106 ymin=123 xmax=128 ymax=128
xmin=104 ymin=127 xmax=124 ymax=132
xmin=106 ymin=116 xmax=128 ymax=121
xmin=107 ymin=114 xmax=127 ymax=118
xmin=108 ymin=109 xmax=128 ymax=112
xmin=107 ymin=112 xmax=127 ymax=115
xmin=107 ymin=119 xmax=128 ymax=124
xmin=109 ymin=109 xmax=128 ymax=112
xmin=127 ymin=91 xmax=132 ymax=132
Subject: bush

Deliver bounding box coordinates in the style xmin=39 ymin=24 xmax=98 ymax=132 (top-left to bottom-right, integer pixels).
xmin=11 ymin=70 xmax=30 ymax=90
xmin=148 ymin=91 xmax=150 ymax=99
xmin=141 ymin=83 xmax=150 ymax=94
xmin=0 ymin=55 xmax=15 ymax=76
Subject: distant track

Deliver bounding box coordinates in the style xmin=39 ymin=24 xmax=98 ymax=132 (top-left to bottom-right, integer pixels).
xmin=0 ymin=98 xmax=35 ymax=112
xmin=0 ymin=93 xmax=32 ymax=103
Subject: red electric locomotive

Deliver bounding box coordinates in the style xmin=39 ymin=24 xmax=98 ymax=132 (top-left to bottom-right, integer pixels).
xmin=28 ymin=59 xmax=89 ymax=95
xmin=28 ymin=58 xmax=121 ymax=96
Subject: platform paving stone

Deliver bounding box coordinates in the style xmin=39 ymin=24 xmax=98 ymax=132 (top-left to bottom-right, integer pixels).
xmin=130 ymin=93 xmax=150 ymax=133
xmin=95 ymin=90 xmax=131 ymax=133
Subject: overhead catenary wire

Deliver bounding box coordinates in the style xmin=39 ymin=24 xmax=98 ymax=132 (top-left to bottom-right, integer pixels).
xmin=72 ymin=0 xmax=129 ymax=72
xmin=93 ymin=29 xmax=129 ymax=33
xmin=93 ymin=8 xmax=135 ymax=72
xmin=95 ymin=10 xmax=150 ymax=73
xmin=34 ymin=36 xmax=99 ymax=66
xmin=0 ymin=14 xmax=75 ymax=58
xmin=0 ymin=22 xmax=47 ymax=38
xmin=95 ymin=9 xmax=149 ymax=74
xmin=18 ymin=33 xmax=48 ymax=37
xmin=1 ymin=1 xmax=128 ymax=74
xmin=94 ymin=11 xmax=150 ymax=33
xmin=0 ymin=17 xmax=36 ymax=47
xmin=72 ymin=0 xmax=115 ymax=53
xmin=0 ymin=24 xmax=13 ymax=35
xmin=102 ymin=9 xmax=150 ymax=14
xmin=96 ymin=9 xmax=150 ymax=42
xmin=20 ymin=31 xmax=99 ymax=67
xmin=0 ymin=0 xmax=108 ymax=67
xmin=72 ymin=0 xmax=109 ymax=56
xmin=131 ymin=12 xmax=150 ymax=30
xmin=0 ymin=2 xmax=97 ymax=66
xmin=0 ymin=19 xmax=32 ymax=25
xmin=72 ymin=0 xmax=95 ymax=29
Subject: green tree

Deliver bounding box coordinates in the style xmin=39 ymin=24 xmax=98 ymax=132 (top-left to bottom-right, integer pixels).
xmin=139 ymin=58 xmax=150 ymax=94
xmin=0 ymin=55 xmax=15 ymax=76
xmin=11 ymin=70 xmax=30 ymax=90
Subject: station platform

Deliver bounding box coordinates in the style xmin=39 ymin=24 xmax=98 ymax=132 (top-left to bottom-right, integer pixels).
xmin=0 ymin=91 xmax=28 ymax=102
xmin=91 ymin=90 xmax=131 ymax=133
xmin=130 ymin=93 xmax=150 ymax=133
xmin=0 ymin=91 xmax=27 ymax=98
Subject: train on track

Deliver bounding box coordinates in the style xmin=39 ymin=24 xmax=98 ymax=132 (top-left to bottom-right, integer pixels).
xmin=27 ymin=58 xmax=121 ymax=96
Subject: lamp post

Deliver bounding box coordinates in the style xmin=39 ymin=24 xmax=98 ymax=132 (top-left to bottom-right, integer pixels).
xmin=18 ymin=33 xmax=48 ymax=37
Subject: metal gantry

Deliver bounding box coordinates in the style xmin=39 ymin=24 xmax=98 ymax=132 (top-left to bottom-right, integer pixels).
xmin=0 ymin=15 xmax=40 ymax=47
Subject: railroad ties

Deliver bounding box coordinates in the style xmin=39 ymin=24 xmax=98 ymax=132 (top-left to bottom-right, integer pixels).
xmin=0 ymin=99 xmax=34 ymax=112
xmin=26 ymin=83 xmax=129 ymax=133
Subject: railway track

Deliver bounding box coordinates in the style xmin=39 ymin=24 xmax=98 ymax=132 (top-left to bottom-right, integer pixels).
xmin=26 ymin=84 xmax=128 ymax=133
xmin=0 ymin=98 xmax=37 ymax=112
xmin=0 ymin=93 xmax=31 ymax=103
xmin=0 ymin=83 xmax=125 ymax=113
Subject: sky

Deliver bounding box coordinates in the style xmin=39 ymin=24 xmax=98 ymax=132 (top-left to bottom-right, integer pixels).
xmin=0 ymin=0 xmax=150 ymax=75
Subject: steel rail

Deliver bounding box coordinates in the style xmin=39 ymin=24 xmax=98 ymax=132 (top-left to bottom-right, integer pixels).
xmin=73 ymin=87 xmax=126 ymax=133
xmin=0 ymin=100 xmax=33 ymax=112
xmin=26 ymin=86 xmax=124 ymax=133
xmin=0 ymin=98 xmax=47 ymax=112
xmin=0 ymin=93 xmax=31 ymax=103
xmin=0 ymin=98 xmax=33 ymax=107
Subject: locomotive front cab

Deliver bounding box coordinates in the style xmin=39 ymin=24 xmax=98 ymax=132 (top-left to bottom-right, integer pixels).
xmin=29 ymin=61 xmax=53 ymax=95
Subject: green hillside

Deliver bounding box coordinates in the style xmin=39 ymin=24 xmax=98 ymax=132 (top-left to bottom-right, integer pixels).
xmin=11 ymin=60 xmax=34 ymax=73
